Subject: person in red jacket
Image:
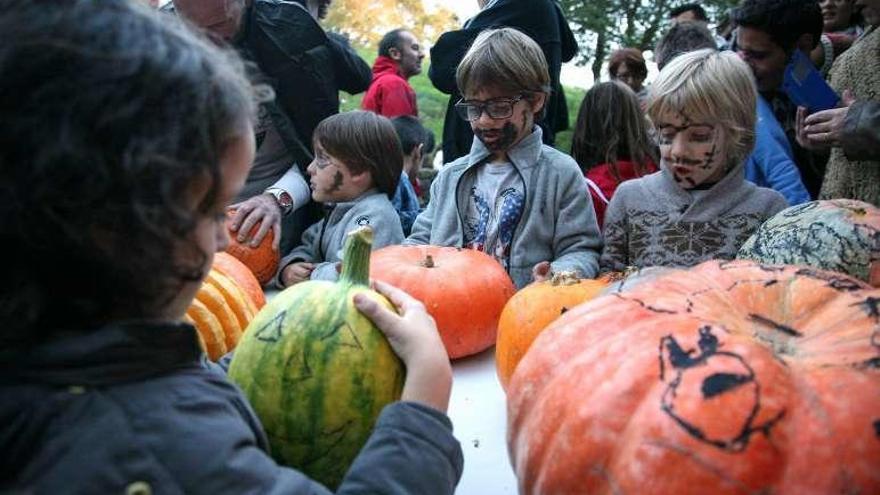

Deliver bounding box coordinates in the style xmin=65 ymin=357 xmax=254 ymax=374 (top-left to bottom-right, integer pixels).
xmin=362 ymin=29 xmax=424 ymax=117
xmin=571 ymin=81 xmax=659 ymax=230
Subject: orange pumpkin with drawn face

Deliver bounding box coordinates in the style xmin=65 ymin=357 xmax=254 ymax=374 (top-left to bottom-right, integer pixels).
xmin=507 ymin=260 xmax=880 ymax=494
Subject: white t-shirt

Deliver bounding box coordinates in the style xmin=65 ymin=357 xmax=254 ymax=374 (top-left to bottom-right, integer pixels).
xmin=463 ymin=162 xmax=525 ymax=270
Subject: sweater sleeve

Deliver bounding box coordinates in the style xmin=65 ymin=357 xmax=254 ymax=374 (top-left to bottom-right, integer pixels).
xmin=336 ymin=402 xmax=463 ymax=494
xmin=549 ymin=168 xmax=602 ymax=278
xmin=327 ymin=31 xmax=372 ymax=95
xmin=275 ymin=219 xmax=323 ymax=288
xmin=841 ymin=100 xmax=880 ymax=161
xmin=599 ymin=190 xmax=630 ymax=272
xmin=404 ymin=174 xmax=443 ymax=246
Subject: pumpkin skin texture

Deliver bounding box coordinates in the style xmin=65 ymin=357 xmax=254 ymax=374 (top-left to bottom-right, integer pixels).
xmin=508 ymin=260 xmax=880 ymax=495
xmin=228 ymin=227 xmax=404 ymax=489
xmin=213 ymin=251 xmax=266 ymax=309
xmin=738 ymin=199 xmax=880 ymax=286
xmin=496 ymin=272 xmax=608 ymax=391
xmin=369 ymin=245 xmax=516 ymax=359
xmin=185 ymin=267 xmax=257 ymax=360
xmin=224 ymin=210 xmax=280 ymax=285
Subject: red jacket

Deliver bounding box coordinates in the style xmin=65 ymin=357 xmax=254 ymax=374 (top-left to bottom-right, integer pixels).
xmin=585 ymin=159 xmax=658 ymax=230
xmin=361 ymin=56 xmax=418 ymax=118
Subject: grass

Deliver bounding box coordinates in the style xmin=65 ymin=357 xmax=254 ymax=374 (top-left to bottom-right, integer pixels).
xmin=340 ymin=45 xmax=586 ymax=161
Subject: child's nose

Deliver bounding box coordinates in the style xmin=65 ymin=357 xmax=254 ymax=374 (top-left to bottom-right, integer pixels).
xmin=306 ymin=160 xmax=317 ymax=175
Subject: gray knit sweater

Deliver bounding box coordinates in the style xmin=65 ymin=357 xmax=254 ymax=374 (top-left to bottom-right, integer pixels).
xmin=600 ymin=164 xmax=788 ymax=271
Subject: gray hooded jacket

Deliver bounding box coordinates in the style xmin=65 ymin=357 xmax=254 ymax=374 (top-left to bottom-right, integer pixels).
xmin=405 ymin=128 xmax=602 ymax=288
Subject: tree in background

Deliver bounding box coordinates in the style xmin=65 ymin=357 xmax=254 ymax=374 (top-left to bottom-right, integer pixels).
xmin=560 ymin=0 xmax=738 ymax=80
xmin=324 ymin=0 xmax=458 ymax=48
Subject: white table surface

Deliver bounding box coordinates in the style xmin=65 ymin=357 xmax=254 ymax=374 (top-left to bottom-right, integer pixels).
xmin=447 ymin=347 xmax=518 ymax=494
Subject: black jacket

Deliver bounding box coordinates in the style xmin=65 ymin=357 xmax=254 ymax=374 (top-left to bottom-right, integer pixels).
xmin=429 ymin=0 xmax=577 ymax=162
xmin=0 ymin=321 xmax=463 ymax=493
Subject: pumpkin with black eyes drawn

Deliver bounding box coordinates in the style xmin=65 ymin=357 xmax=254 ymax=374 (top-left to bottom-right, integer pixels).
xmin=507 ymin=259 xmax=880 ymax=495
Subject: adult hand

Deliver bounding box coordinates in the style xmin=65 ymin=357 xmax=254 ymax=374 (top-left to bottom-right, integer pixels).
xmin=281 ymin=262 xmax=315 ymax=287
xmin=531 ymin=261 xmax=551 ymax=283
xmin=797 ymin=90 xmax=856 ymax=150
xmin=354 ymin=280 xmax=452 ymax=412
xmin=228 ymin=193 xmax=282 ymax=250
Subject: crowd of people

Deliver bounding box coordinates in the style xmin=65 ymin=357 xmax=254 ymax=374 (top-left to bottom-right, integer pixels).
xmin=2 ymin=0 xmax=878 ymax=492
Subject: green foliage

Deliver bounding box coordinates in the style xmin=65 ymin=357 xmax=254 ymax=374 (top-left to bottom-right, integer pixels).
xmin=560 ymin=0 xmax=739 ymax=80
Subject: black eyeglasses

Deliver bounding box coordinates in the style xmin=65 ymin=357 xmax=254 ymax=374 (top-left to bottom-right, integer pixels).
xmin=454 ymin=94 xmax=526 ymax=121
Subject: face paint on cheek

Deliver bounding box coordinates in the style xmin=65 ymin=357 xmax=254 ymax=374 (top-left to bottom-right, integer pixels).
xmin=328 ymin=170 xmax=344 ymax=193
xmin=474 ymin=122 xmax=518 ymax=152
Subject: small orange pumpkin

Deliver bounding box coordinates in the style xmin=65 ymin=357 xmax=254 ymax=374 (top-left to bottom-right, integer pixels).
xmin=496 ymin=272 xmax=608 ymax=390
xmin=224 ymin=210 xmax=279 ymax=285
xmin=213 ymin=252 xmax=266 ymax=309
xmin=185 ymin=265 xmax=257 ymax=360
xmin=369 ymin=245 xmax=516 ymax=359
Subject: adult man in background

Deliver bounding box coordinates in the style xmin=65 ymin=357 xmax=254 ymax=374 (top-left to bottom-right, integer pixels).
xmin=732 ymin=0 xmax=826 ymax=199
xmin=429 ymin=0 xmax=577 ymax=163
xmin=173 ymin=0 xmax=372 ymax=256
xmin=362 ymin=29 xmax=424 ymax=118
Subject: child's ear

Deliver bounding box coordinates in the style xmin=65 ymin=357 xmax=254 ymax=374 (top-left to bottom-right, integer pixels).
xmin=349 ymin=169 xmax=374 ymax=190
xmin=529 ymin=92 xmax=547 ymax=116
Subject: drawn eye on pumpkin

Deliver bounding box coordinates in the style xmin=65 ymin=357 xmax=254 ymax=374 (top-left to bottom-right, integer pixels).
xmin=659 ymin=326 xmax=784 ymax=452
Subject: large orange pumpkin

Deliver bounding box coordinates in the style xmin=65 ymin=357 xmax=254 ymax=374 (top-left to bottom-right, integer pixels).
xmin=508 ymin=260 xmax=880 ymax=494
xmin=225 ymin=210 xmax=279 ymax=285
xmin=184 ymin=265 xmax=258 ymax=360
xmin=213 ymin=252 xmax=266 ymax=309
xmin=496 ymin=272 xmax=608 ymax=390
xmin=369 ymin=245 xmax=516 ymax=359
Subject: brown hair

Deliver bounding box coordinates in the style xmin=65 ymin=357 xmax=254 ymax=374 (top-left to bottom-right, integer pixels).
xmin=570 ymin=81 xmax=657 ymax=179
xmin=608 ymin=48 xmax=648 ymax=79
xmin=456 ymin=27 xmax=550 ymax=105
xmin=313 ymin=110 xmax=402 ymax=197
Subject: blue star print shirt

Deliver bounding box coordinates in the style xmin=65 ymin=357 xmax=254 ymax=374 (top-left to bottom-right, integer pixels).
xmin=463 ymin=162 xmax=524 ymax=270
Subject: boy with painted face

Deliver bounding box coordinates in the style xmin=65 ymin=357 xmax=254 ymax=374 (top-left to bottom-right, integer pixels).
xmin=277 ymin=111 xmax=405 ymax=286
xmin=405 ymin=28 xmax=601 ymax=289
xmin=600 ymin=49 xmax=788 ymax=272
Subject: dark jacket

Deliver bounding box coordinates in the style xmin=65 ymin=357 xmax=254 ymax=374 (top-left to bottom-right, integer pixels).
xmin=361 ymin=56 xmax=419 ymax=117
xmin=429 ymin=0 xmax=577 ymax=162
xmin=0 ymin=321 xmax=463 ymax=494
xmin=239 ymin=0 xmax=372 ymax=171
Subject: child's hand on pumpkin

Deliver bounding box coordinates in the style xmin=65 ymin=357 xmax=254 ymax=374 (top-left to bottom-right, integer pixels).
xmin=281 ymin=262 xmax=315 ymax=287
xmin=354 ymin=280 xmax=452 ymax=413
xmin=532 ymin=261 xmax=551 ymax=283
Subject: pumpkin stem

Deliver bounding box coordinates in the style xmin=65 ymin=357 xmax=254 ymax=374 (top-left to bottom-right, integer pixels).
xmin=339 ymin=226 xmax=373 ymax=286
xmin=422 ymin=254 xmax=435 ymax=268
xmin=550 ymin=271 xmax=580 ymax=286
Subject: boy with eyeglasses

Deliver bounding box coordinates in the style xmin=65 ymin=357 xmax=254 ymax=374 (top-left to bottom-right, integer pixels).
xmin=405 ymin=28 xmax=601 ymax=289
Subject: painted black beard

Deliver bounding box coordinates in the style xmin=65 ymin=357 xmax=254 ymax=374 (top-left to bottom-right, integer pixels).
xmin=474 ymin=122 xmax=518 ymax=153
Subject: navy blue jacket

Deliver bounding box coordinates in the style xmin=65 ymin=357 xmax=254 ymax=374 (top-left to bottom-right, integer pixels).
xmin=0 ymin=321 xmax=463 ymax=493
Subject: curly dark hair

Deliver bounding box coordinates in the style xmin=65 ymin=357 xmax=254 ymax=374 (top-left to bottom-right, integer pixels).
xmin=731 ymin=0 xmax=823 ymax=51
xmin=313 ymin=111 xmax=403 ymax=198
xmin=0 ymin=0 xmax=255 ymax=347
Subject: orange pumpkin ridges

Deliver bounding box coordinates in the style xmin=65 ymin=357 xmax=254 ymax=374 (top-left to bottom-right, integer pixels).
xmin=185 ymin=298 xmax=227 ymax=361
xmin=198 ymin=274 xmax=243 ymax=351
xmin=496 ymin=271 xmax=608 ymax=390
xmin=205 ymin=269 xmax=256 ymax=335
xmin=213 ymin=251 xmax=266 ymax=309
xmin=507 ymin=259 xmax=880 ymax=494
xmin=369 ymin=245 xmax=516 ymax=359
xmin=224 ymin=210 xmax=280 ymax=286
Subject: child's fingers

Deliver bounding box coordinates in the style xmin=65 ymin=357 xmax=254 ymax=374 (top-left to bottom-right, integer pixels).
xmin=354 ymin=293 xmax=399 ymax=330
xmin=371 ymin=280 xmax=424 ymax=313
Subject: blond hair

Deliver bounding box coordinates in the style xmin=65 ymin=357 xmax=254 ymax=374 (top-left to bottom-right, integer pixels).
xmin=456 ymin=27 xmax=550 ymax=100
xmin=647 ymin=49 xmax=757 ymax=168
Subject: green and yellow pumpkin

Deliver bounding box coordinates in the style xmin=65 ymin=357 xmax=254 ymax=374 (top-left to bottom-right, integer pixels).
xmin=228 ymin=227 xmax=404 ymax=489
xmin=738 ymin=199 xmax=880 ymax=286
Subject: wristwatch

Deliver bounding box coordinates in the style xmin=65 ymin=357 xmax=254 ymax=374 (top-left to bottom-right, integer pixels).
xmin=265 ymin=187 xmax=293 ymax=215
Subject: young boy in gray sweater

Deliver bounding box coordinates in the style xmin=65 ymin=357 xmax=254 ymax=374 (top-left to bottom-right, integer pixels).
xmin=600 ymin=49 xmax=788 ymax=271
xmin=406 ymin=28 xmax=602 ymax=289
xmin=277 ymin=111 xmax=405 ymax=285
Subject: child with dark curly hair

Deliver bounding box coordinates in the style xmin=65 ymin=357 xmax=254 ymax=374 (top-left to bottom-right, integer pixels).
xmin=0 ymin=1 xmax=461 ymax=492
